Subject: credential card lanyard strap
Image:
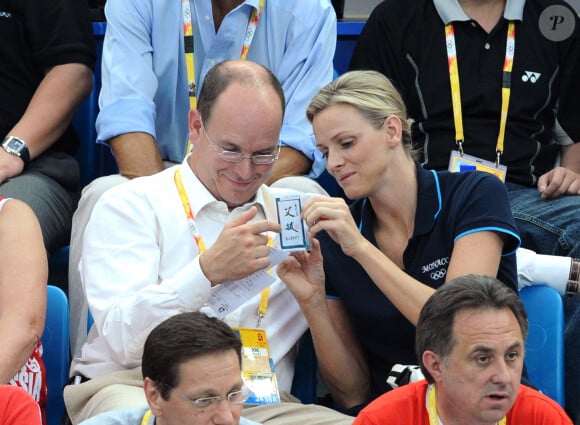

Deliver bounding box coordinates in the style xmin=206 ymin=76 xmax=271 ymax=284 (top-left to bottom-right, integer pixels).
xmin=141 ymin=410 xmax=152 ymax=425
xmin=174 ymin=168 xmax=270 ymax=325
xmin=183 ymin=0 xmax=266 ymax=157
xmin=445 ymin=21 xmax=515 ymax=166
xmin=427 ymin=385 xmax=506 ymax=425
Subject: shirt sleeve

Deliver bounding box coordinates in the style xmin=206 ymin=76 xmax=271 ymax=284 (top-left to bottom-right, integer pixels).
xmin=0 ymin=385 xmax=42 ymax=425
xmin=23 ymin=0 xmax=95 ymax=69
xmin=81 ymin=184 xmax=211 ymax=367
xmin=96 ymin=0 xmax=158 ymax=145
xmin=348 ymin=0 xmax=405 ymax=89
xmin=451 ymin=173 xmax=520 ymax=254
xmin=273 ymin=2 xmax=336 ymax=178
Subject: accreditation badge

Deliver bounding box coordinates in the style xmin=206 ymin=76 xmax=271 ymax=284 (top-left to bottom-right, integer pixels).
xmin=233 ymin=327 xmax=280 ymax=405
xmin=448 ymin=150 xmax=507 ymax=182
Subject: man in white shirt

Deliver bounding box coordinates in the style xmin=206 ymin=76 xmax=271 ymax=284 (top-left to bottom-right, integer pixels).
xmin=63 ymin=60 xmax=353 ymax=425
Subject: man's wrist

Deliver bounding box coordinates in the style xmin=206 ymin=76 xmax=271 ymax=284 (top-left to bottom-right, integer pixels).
xmin=1 ymin=136 xmax=30 ymax=163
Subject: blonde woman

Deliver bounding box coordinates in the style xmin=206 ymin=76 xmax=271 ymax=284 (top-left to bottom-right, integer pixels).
xmin=278 ymin=70 xmax=520 ymax=415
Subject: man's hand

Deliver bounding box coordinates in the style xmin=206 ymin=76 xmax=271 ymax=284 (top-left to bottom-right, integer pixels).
xmin=0 ymin=149 xmax=25 ymax=185
xmin=537 ymin=166 xmax=580 ymax=199
xmin=199 ymin=206 xmax=281 ymax=284
xmin=266 ymin=146 xmax=312 ymax=185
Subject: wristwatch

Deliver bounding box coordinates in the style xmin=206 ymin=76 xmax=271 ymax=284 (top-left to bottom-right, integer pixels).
xmin=1 ymin=136 xmax=30 ymax=163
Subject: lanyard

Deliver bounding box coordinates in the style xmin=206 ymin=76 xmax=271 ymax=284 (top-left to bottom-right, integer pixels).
xmin=182 ymin=0 xmax=266 ymax=156
xmin=445 ymin=21 xmax=515 ymax=166
xmin=427 ymin=385 xmax=506 ymax=425
xmin=174 ymin=167 xmax=271 ymax=324
xmin=141 ymin=409 xmax=152 ymax=425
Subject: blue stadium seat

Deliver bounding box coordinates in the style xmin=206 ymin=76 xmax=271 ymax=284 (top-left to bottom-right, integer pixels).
xmin=41 ymin=285 xmax=70 ymax=425
xmin=519 ymin=284 xmax=565 ymax=407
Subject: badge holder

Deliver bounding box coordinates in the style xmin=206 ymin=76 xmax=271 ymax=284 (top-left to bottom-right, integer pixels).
xmin=234 ymin=327 xmax=281 ymax=405
xmin=448 ymin=150 xmax=507 ymax=182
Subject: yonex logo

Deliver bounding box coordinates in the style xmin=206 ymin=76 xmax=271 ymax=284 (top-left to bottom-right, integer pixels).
xmin=522 ymin=71 xmax=541 ymax=83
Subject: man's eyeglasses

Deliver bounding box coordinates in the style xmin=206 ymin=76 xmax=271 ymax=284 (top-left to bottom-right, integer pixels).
xmin=201 ymin=122 xmax=280 ymax=165
xmin=178 ymin=389 xmax=251 ymax=412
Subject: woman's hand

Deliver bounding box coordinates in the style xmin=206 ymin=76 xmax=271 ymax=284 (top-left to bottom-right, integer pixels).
xmin=302 ymin=196 xmax=367 ymax=258
xmin=277 ymin=238 xmax=326 ymax=306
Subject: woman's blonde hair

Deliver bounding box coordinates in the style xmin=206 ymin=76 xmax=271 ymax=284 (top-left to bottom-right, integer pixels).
xmin=307 ymin=70 xmax=417 ymax=159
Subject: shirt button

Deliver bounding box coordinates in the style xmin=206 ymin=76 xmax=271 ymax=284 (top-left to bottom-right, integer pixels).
xmin=210 ymin=59 xmax=216 ymax=66
xmin=484 ymin=42 xmax=490 ymax=50
xmin=205 ymin=15 xmax=210 ymax=21
xmin=471 ymin=21 xmax=476 ymax=27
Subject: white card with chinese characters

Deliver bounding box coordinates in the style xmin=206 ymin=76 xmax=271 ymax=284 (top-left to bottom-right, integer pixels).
xmin=275 ymin=195 xmax=310 ymax=251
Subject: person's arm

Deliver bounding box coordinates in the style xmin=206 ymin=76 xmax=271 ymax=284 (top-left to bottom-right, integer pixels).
xmin=537 ymin=143 xmax=580 ymax=199
xmin=109 ymin=132 xmax=164 ymax=179
xmin=82 ymin=185 xmax=211 ymax=367
xmin=265 ymin=1 xmax=336 ymax=181
xmin=284 ymin=233 xmax=502 ymax=409
xmin=561 ymin=142 xmax=580 ymax=174
xmin=266 ymin=147 xmax=311 ymax=185
xmin=83 ymin=185 xmax=280 ymax=367
xmin=301 ymin=196 xmax=504 ymax=324
xmin=0 ymin=62 xmax=93 ymax=185
xmin=0 ymin=200 xmax=47 ymax=384
xmin=1 ymin=0 xmax=95 ymax=185
xmin=278 ymin=239 xmax=370 ymax=409
xmin=97 ymin=0 xmax=164 ymax=178
xmin=537 ymin=12 xmax=580 ymax=199
xmin=345 ymin=228 xmax=503 ymax=326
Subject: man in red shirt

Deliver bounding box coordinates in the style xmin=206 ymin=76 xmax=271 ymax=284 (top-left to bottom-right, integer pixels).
xmin=354 ymin=274 xmax=572 ymax=425
xmin=0 ymin=385 xmax=42 ymax=425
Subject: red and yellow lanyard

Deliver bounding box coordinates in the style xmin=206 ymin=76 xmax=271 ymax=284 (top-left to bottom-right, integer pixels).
xmin=174 ymin=167 xmax=271 ymax=325
xmin=427 ymin=385 xmax=506 ymax=425
xmin=182 ymin=0 xmax=266 ymax=156
xmin=445 ymin=21 xmax=515 ymax=166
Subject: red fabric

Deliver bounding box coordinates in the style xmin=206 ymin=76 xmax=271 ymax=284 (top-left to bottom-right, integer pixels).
xmin=9 ymin=341 xmax=47 ymax=425
xmin=354 ymin=381 xmax=572 ymax=425
xmin=0 ymin=385 xmax=42 ymax=425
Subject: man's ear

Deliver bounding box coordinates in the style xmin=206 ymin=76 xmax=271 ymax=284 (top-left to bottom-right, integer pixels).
xmin=422 ymin=350 xmax=445 ymax=383
xmin=188 ymin=108 xmax=203 ymax=147
xmin=144 ymin=377 xmax=164 ymax=418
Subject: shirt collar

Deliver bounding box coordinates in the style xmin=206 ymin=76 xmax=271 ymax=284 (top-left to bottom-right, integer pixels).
xmin=179 ymin=158 xmax=268 ymax=218
xmin=433 ymin=0 xmax=525 ymax=24
xmin=356 ymin=163 xmax=441 ymax=239
xmin=240 ymin=0 xmax=260 ymax=12
xmin=413 ymin=163 xmax=441 ymax=237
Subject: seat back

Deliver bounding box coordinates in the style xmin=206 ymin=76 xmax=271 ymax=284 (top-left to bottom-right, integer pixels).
xmin=41 ymin=285 xmax=70 ymax=425
xmin=519 ymin=284 xmax=565 ymax=407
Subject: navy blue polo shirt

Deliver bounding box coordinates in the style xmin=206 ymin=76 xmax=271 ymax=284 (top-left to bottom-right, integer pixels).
xmin=319 ymin=164 xmax=520 ymax=400
xmin=350 ymin=0 xmax=580 ymax=186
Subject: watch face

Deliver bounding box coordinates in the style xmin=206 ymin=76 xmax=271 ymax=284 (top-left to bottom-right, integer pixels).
xmin=8 ymin=138 xmax=25 ymax=150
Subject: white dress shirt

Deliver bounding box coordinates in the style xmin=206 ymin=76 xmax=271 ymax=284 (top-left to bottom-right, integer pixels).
xmin=71 ymin=159 xmax=308 ymax=392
